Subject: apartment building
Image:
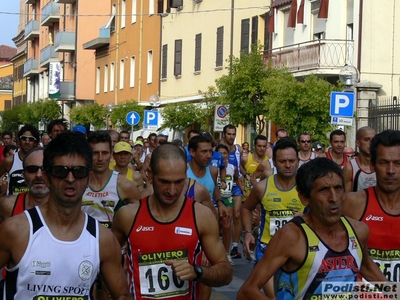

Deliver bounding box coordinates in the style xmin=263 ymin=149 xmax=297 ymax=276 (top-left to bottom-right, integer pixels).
xmin=22 ymin=0 xmax=109 ymax=117
xmin=84 ymin=0 xmax=161 ymax=107
xmin=266 ymin=0 xmax=400 ymax=145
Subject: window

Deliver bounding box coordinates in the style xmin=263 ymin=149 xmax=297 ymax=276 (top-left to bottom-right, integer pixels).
xmin=216 ymin=26 xmax=224 ymax=68
xmin=119 ymin=59 xmax=124 ymax=89
xmin=132 ymin=0 xmax=137 ymax=23
xmin=241 ymin=19 xmax=250 ymax=54
xmin=130 ymin=56 xmax=135 ymax=87
xmin=174 ymin=39 xmax=182 ymax=77
xmin=104 ymin=64 xmax=108 ymax=92
xmin=194 ymin=33 xmax=202 ymax=72
xmin=347 ymin=23 xmax=353 ymax=40
xmin=110 ymin=62 xmax=115 ymax=91
xmin=121 ymin=0 xmax=126 ymax=28
xmin=149 ymin=0 xmax=154 ymax=15
xmin=283 ymin=9 xmax=294 ymax=45
xmin=96 ymin=67 xmax=100 ymax=94
xmin=147 ymin=50 xmax=153 ymax=84
xmin=161 ymin=44 xmax=168 ymax=79
xmin=251 ymin=16 xmax=258 ymax=46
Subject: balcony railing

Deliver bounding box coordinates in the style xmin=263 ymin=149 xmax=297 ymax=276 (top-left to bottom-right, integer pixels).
xmin=24 ymin=58 xmax=39 ymax=77
xmin=55 ymin=31 xmax=76 ymax=52
xmin=24 ymin=20 xmax=40 ymax=40
xmin=264 ymin=39 xmax=354 ymax=73
xmin=41 ymin=2 xmax=60 ymax=26
xmin=40 ymin=45 xmax=59 ymax=67
xmin=60 ymin=81 xmax=75 ymax=100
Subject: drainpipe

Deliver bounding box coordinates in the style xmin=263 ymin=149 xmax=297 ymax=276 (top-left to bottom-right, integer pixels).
xmin=229 ymin=0 xmax=234 ymax=75
xmin=138 ymin=0 xmax=144 ymax=102
xmin=356 ymin=0 xmax=362 ymax=73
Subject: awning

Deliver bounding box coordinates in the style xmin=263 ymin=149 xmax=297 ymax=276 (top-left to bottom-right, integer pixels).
xmin=318 ymin=0 xmax=329 ymax=18
xmin=287 ymin=0 xmax=297 ymax=27
xmin=297 ymin=0 xmax=305 ymax=24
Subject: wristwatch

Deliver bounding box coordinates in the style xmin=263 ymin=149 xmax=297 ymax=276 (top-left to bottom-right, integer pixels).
xmin=193 ymin=264 xmax=203 ymax=281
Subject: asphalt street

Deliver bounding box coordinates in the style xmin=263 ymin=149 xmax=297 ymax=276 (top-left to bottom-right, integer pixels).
xmin=210 ymin=244 xmax=254 ymax=300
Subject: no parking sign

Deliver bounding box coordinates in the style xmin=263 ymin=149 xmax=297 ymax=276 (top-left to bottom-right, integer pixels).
xmin=214 ymin=105 xmax=230 ymax=132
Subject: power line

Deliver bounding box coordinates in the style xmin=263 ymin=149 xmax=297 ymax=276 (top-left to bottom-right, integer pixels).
xmin=0 ymin=6 xmax=270 ymax=18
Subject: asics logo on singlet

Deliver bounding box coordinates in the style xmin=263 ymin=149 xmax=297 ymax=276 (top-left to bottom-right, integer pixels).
xmin=136 ymin=225 xmax=155 ymax=232
xmin=365 ymin=214 xmax=384 ymax=221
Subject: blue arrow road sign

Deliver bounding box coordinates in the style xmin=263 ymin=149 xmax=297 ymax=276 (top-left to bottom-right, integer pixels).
xmin=330 ymin=92 xmax=355 ymax=117
xmin=126 ymin=111 xmax=140 ymax=126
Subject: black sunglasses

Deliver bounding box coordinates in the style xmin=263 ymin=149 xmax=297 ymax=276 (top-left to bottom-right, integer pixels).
xmin=300 ymin=140 xmax=312 ymax=143
xmin=25 ymin=165 xmax=44 ymax=173
xmin=47 ymin=166 xmax=90 ymax=179
xmin=19 ymin=135 xmax=37 ymax=142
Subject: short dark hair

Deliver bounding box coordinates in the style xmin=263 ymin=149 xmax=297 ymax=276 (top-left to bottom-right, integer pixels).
xmin=43 ymin=132 xmax=92 ymax=171
xmin=188 ymin=135 xmax=212 ymax=152
xmin=23 ymin=147 xmax=44 ymax=168
xmin=254 ymin=135 xmax=267 ymax=145
xmin=3 ymin=144 xmax=17 ymax=157
xmin=120 ymin=130 xmax=130 ymax=137
xmin=356 ymin=126 xmax=375 ymax=140
xmin=148 ymin=133 xmax=157 ymax=140
xmin=215 ymin=144 xmax=229 ymax=153
xmin=296 ymin=157 xmax=344 ymax=199
xmin=329 ymin=129 xmax=346 ymax=141
xmin=2 ymin=130 xmax=12 ymax=139
xmin=223 ymin=124 xmax=236 ymax=134
xmin=276 ymin=128 xmax=288 ymax=138
xmin=47 ymin=119 xmax=68 ymax=133
xmin=150 ymin=143 xmax=187 ymax=174
xmin=297 ymin=132 xmax=310 ymax=142
xmin=18 ymin=124 xmax=40 ymax=143
xmin=370 ymin=130 xmax=400 ymax=165
xmin=187 ymin=129 xmax=200 ymax=139
xmin=87 ymin=130 xmax=112 ymax=151
xmin=272 ymin=137 xmax=298 ymax=160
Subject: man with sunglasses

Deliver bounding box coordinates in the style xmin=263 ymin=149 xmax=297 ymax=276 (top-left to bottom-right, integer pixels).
xmin=0 ymin=124 xmax=39 ymax=196
xmin=82 ymin=131 xmax=140 ymax=229
xmin=0 ymin=147 xmax=49 ymax=224
xmin=297 ymin=132 xmax=317 ymax=167
xmin=0 ymin=132 xmax=132 ymax=299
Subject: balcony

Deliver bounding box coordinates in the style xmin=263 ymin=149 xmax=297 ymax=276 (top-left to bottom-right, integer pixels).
xmin=83 ymin=27 xmax=110 ymax=50
xmin=41 ymin=2 xmax=60 ymax=26
xmin=55 ymin=31 xmax=76 ymax=52
xmin=25 ymin=0 xmax=36 ymax=4
xmin=264 ymin=39 xmax=354 ymax=75
xmin=24 ymin=20 xmax=40 ymax=40
xmin=23 ymin=58 xmax=39 ymax=77
xmin=60 ymin=81 xmax=75 ymax=100
xmin=55 ymin=0 xmax=76 ymax=3
xmin=40 ymin=45 xmax=59 ymax=67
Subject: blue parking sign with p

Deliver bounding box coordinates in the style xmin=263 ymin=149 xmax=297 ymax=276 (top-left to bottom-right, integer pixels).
xmin=144 ymin=110 xmax=158 ymax=126
xmin=330 ymin=92 xmax=355 ymax=117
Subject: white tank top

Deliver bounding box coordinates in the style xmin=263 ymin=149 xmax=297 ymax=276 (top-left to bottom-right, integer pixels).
xmin=350 ymin=158 xmax=376 ymax=191
xmin=81 ymin=171 xmax=122 ymax=228
xmin=8 ymin=150 xmax=28 ymax=195
xmin=4 ymin=207 xmax=100 ymax=299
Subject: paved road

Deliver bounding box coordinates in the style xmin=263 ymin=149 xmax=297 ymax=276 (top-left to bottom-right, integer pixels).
xmin=210 ymin=245 xmax=254 ymax=300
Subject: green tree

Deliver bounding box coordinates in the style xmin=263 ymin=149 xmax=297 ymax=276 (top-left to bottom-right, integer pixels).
xmin=1 ymin=103 xmax=30 ymax=131
xmin=160 ymin=102 xmax=206 ymax=131
xmin=70 ymin=103 xmax=107 ymax=129
xmin=110 ymin=101 xmax=145 ymax=131
xmin=199 ymin=86 xmax=221 ymax=132
xmin=216 ymin=44 xmax=271 ymax=134
xmin=264 ymin=73 xmax=340 ymax=143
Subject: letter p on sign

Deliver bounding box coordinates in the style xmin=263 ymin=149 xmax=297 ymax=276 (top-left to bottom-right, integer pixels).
xmin=330 ymin=92 xmax=355 ymax=117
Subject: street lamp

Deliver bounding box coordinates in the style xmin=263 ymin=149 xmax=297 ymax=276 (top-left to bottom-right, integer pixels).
xmin=105 ymin=102 xmax=114 ymax=129
xmin=339 ymin=64 xmax=359 ymax=91
xmin=149 ymin=94 xmax=160 ymax=109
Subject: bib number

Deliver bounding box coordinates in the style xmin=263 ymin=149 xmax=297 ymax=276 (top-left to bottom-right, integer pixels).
xmin=269 ymin=210 xmax=294 ymax=236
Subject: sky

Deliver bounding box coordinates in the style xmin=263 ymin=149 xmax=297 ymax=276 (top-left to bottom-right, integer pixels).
xmin=0 ymin=1 xmax=20 ymax=47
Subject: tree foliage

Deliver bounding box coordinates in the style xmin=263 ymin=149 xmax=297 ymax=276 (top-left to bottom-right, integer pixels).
xmin=160 ymin=102 xmax=206 ymax=131
xmin=264 ymin=73 xmax=340 ymax=143
xmin=216 ymin=44 xmax=271 ymax=134
xmin=70 ymin=103 xmax=107 ymax=130
xmin=110 ymin=100 xmax=145 ymax=131
xmin=1 ymin=100 xmax=61 ymax=132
